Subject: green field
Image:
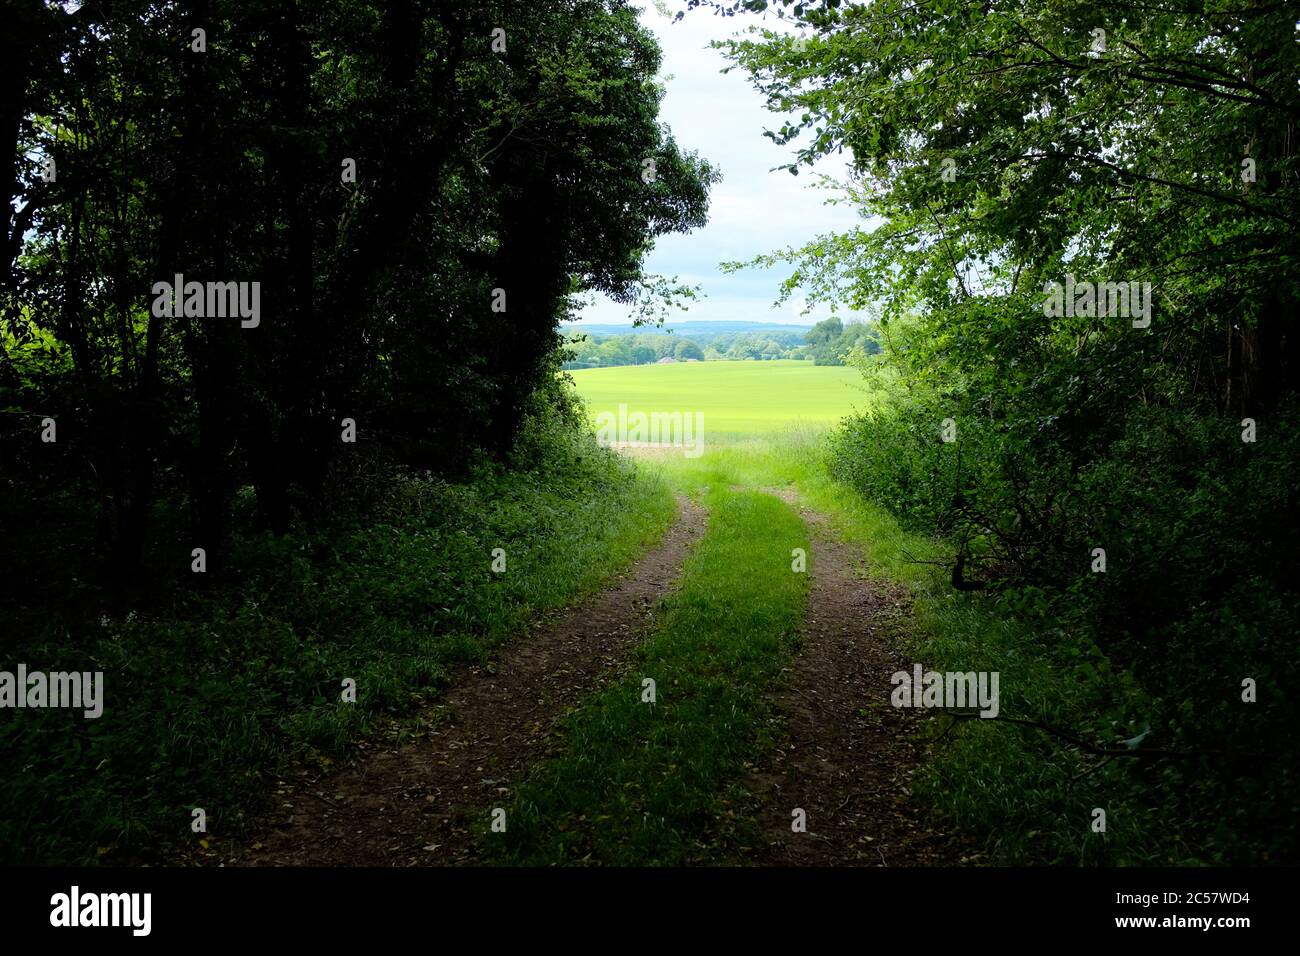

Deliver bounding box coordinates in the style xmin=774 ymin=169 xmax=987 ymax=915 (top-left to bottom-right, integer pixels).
xmin=567 ymin=360 xmax=865 ymax=441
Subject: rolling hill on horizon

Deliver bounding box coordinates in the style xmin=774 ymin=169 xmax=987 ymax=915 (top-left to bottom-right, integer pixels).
xmin=561 ymin=319 xmax=815 ymax=340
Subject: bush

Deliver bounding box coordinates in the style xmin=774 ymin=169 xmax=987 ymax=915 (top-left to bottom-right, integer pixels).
xmin=827 ymin=313 xmax=1300 ymax=864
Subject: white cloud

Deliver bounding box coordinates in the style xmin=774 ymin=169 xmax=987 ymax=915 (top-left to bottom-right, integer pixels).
xmin=576 ymin=0 xmax=862 ymax=326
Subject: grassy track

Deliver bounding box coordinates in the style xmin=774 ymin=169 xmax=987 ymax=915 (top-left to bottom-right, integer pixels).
xmin=634 ymin=431 xmax=1165 ymax=863
xmin=568 ymin=360 xmax=865 ymax=440
xmin=488 ymin=486 xmax=808 ymax=865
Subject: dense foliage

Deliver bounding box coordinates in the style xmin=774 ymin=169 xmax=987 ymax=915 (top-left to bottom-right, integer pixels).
xmin=802 ymin=315 xmax=879 ymax=364
xmin=2 ymin=0 xmax=715 ymax=584
xmin=722 ymin=0 xmax=1299 ymax=861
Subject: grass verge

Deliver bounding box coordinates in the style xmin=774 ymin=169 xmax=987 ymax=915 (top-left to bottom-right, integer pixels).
xmin=0 ymin=432 xmax=674 ymax=865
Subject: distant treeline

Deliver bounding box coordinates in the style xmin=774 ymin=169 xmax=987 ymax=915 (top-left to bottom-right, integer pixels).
xmin=563 ymin=316 xmax=880 ymax=368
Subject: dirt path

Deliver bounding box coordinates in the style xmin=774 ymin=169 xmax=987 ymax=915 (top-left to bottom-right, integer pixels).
xmin=744 ymin=490 xmax=974 ymax=866
xmin=227 ymin=495 xmax=707 ymax=866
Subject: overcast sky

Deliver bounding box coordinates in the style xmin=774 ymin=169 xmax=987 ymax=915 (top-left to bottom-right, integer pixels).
xmin=575 ymin=0 xmax=863 ymax=326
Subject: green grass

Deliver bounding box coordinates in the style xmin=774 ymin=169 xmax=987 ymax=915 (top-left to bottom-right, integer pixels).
xmin=567 ymin=353 xmax=1164 ymax=863
xmin=0 ymin=430 xmax=675 ymax=866
xmin=638 ymin=432 xmax=1175 ymax=864
xmin=568 ymin=360 xmax=866 ymax=441
xmin=486 ymin=486 xmax=809 ymax=865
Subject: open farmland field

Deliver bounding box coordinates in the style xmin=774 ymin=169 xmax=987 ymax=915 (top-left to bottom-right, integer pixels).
xmin=566 ymin=359 xmax=866 ymax=441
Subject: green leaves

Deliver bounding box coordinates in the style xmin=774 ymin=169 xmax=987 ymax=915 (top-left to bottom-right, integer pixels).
xmin=727 ymin=0 xmax=1300 ymax=862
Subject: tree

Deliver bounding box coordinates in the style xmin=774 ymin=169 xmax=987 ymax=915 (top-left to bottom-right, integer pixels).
xmin=724 ymin=0 xmax=1298 ymax=412
xmin=674 ymin=339 xmax=705 ymax=361
xmin=2 ymin=0 xmax=717 ymax=579
xmin=598 ymin=338 xmax=634 ymax=366
xmin=805 ymin=316 xmax=842 ymax=346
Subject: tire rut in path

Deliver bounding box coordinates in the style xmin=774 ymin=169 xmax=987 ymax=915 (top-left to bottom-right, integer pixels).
xmin=745 ymin=492 xmax=974 ymax=866
xmin=231 ymin=495 xmax=707 ymax=867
